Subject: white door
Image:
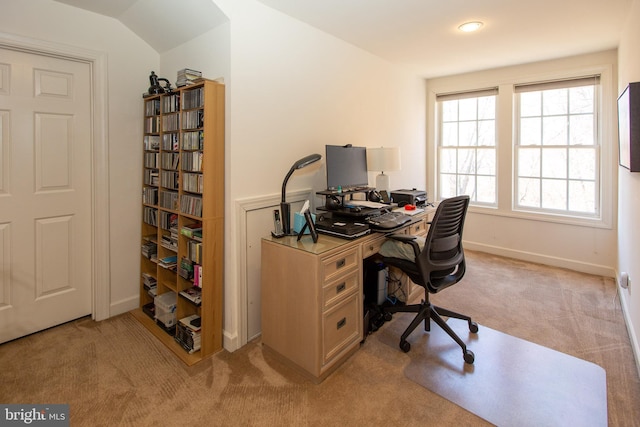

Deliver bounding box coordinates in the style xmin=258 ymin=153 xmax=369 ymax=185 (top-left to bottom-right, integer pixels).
xmin=0 ymin=47 xmax=92 ymax=343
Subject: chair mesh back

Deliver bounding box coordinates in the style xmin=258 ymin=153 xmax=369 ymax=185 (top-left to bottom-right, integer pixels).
xmin=417 ymin=196 xmax=470 ymax=293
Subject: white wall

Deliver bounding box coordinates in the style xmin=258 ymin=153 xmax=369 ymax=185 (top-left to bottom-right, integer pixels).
xmin=2 ymin=0 xmax=426 ymax=351
xmin=426 ymin=51 xmax=618 ymax=277
xmin=617 ymin=0 xmax=640 ymax=372
xmin=1 ymin=0 xmax=159 ymax=315
xmin=211 ymin=0 xmax=427 ymax=349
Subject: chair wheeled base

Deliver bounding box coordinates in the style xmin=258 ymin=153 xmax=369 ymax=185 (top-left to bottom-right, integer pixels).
xmin=384 ymin=297 xmax=478 ymax=364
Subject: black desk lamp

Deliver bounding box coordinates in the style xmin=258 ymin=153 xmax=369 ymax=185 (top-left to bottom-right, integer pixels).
xmin=281 ymin=153 xmax=322 ymax=235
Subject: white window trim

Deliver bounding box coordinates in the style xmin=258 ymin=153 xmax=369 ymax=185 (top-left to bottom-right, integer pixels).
xmin=427 ymin=63 xmax=615 ymax=230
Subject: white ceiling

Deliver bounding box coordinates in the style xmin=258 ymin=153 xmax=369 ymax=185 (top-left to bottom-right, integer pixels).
xmin=55 ymin=0 xmax=632 ymax=78
xmin=54 ymin=0 xmax=228 ymax=53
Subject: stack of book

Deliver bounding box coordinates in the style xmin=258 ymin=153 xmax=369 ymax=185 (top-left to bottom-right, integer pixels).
xmin=175 ymin=314 xmax=202 ymax=353
xmin=142 ymin=273 xmax=157 ymax=298
xmin=141 ymin=240 xmax=157 ymax=260
xmin=181 ymin=222 xmax=202 ymax=240
xmin=178 ymin=257 xmax=194 ymax=280
xmin=179 ymin=286 xmax=202 ymax=306
xmin=176 ymin=68 xmax=202 ymax=87
xmin=158 ymin=255 xmax=177 ymax=270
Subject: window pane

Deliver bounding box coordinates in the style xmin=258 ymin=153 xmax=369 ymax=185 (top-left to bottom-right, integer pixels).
xmin=459 ymin=121 xmax=477 ymax=146
xmin=518 ymin=147 xmax=540 ymax=177
xmin=440 ymin=174 xmax=457 ymax=198
xmin=442 ymin=100 xmax=458 ymax=122
xmin=520 ymin=92 xmax=541 ymax=117
xmin=541 ymin=179 xmax=566 ymax=210
xmin=440 ymin=148 xmax=457 ymax=173
xmin=457 ymin=149 xmax=476 ymax=174
xmin=442 ymin=122 xmax=458 ymax=146
xmin=478 ymin=96 xmax=495 ymax=119
xmin=569 ymin=115 xmax=594 ymax=145
xmin=543 ymin=89 xmax=567 ymax=115
xmin=459 ymin=98 xmax=477 ymax=121
xmin=477 ymin=148 xmax=496 ymax=175
xmin=570 ymin=86 xmax=594 ymax=114
xmin=478 ymin=120 xmax=495 ymax=146
xmin=543 ymin=116 xmax=568 ymax=145
xmin=541 ymin=148 xmax=567 ymax=179
xmin=520 ymin=117 xmax=541 ymax=145
xmin=569 ymin=180 xmax=596 ymax=213
xmin=458 ymin=174 xmax=476 ymax=198
xmin=518 ymin=177 xmax=540 ymax=207
xmin=568 ymin=148 xmax=595 ymax=180
xmin=477 ymin=176 xmax=495 ymax=203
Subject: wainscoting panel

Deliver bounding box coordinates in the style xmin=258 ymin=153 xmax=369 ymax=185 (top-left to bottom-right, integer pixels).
xmin=237 ymin=189 xmax=314 ymax=346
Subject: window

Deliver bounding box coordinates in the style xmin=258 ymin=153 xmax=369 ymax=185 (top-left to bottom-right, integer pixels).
xmin=437 ymin=89 xmax=497 ymax=205
xmin=515 ymin=77 xmax=600 ymax=217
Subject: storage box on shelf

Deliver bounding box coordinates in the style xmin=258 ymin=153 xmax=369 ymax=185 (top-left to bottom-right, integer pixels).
xmin=133 ymin=79 xmax=225 ymax=365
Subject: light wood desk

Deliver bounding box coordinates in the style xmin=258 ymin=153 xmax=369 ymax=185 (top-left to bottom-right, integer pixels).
xmin=260 ymin=206 xmax=435 ymax=382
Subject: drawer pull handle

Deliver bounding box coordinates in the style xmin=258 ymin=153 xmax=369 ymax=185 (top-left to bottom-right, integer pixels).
xmin=336 ymin=282 xmax=346 ymax=293
xmin=337 ymin=317 xmax=347 ymax=330
xmin=336 ymin=259 xmax=346 ymax=269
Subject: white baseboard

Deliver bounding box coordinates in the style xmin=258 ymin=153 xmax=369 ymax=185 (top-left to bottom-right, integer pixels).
xmin=110 ymin=296 xmax=139 ymax=317
xmin=464 ymin=241 xmax=615 ymax=278
xmin=223 ymin=329 xmax=239 ymax=352
xmin=616 ymin=278 xmax=640 ymax=379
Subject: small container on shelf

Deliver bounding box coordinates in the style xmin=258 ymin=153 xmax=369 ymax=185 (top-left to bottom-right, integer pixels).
xmin=154 ymin=292 xmax=177 ymax=328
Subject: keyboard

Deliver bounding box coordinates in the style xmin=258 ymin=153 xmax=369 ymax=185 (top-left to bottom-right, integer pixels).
xmin=366 ymin=211 xmax=412 ymax=230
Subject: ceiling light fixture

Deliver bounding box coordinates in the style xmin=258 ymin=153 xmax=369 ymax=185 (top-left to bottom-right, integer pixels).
xmin=458 ymin=21 xmax=484 ymax=33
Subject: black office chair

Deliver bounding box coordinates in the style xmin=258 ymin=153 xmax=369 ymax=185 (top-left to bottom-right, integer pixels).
xmin=379 ymin=195 xmax=477 ymax=364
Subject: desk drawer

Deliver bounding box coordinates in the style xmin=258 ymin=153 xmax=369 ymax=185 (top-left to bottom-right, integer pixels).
xmin=323 ymin=270 xmax=359 ymax=309
xmin=406 ymin=218 xmax=428 ymax=236
xmin=362 ymin=235 xmax=386 ymax=259
xmin=322 ymin=292 xmax=361 ymax=365
xmin=321 ymin=247 xmax=359 ymax=283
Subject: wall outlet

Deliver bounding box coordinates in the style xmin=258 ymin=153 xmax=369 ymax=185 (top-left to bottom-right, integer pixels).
xmin=620 ymin=272 xmax=631 ymax=293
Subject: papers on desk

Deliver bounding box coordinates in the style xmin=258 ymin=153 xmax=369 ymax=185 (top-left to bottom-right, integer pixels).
xmin=349 ymin=200 xmax=389 ymax=209
xmin=393 ymin=207 xmax=424 ymax=216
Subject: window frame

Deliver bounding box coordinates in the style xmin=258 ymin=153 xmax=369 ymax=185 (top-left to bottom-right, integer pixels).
xmin=513 ymin=76 xmax=602 ymax=219
xmin=427 ymin=64 xmax=615 ymax=230
xmin=436 ymin=88 xmax=499 ymax=207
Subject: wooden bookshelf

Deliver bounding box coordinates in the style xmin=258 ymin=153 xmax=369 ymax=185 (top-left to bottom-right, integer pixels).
xmin=136 ymin=79 xmax=224 ymax=365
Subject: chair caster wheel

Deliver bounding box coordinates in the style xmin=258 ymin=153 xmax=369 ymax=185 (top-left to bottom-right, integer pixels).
xmin=372 ymin=317 xmax=384 ymax=329
xmin=469 ymin=321 xmax=479 ymax=333
xmin=399 ymin=340 xmax=411 ymax=353
xmin=464 ymin=349 xmax=475 ymax=364
xmin=384 ymin=312 xmax=393 ymax=322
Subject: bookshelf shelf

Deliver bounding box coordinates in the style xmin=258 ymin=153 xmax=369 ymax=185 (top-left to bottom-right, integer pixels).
xmin=136 ymin=79 xmax=225 ymax=365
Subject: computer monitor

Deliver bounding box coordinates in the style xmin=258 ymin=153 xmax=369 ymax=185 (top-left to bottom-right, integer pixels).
xmin=325 ymin=144 xmax=369 ymax=190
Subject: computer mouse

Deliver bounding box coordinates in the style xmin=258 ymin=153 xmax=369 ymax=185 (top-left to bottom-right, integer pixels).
xmin=404 ymin=204 xmax=416 ymax=211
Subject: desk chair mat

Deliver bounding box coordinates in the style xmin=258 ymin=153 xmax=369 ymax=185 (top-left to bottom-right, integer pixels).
xmin=380 ymin=316 xmax=607 ymax=427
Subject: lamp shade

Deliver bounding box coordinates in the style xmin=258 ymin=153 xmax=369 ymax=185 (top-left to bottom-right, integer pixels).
xmin=366 ymin=147 xmax=401 ymax=172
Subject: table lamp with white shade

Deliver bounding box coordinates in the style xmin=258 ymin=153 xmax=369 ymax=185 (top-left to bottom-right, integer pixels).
xmin=366 ymin=147 xmax=401 ymax=193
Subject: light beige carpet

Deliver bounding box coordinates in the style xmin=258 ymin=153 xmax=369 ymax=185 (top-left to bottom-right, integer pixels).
xmin=379 ymin=315 xmax=607 ymax=426
xmin=0 ymin=250 xmax=638 ymax=426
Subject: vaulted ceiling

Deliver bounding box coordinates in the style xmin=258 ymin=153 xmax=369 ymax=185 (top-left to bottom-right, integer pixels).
xmin=54 ymin=0 xmax=632 ymax=78
xmin=54 ymin=0 xmax=228 ymax=53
